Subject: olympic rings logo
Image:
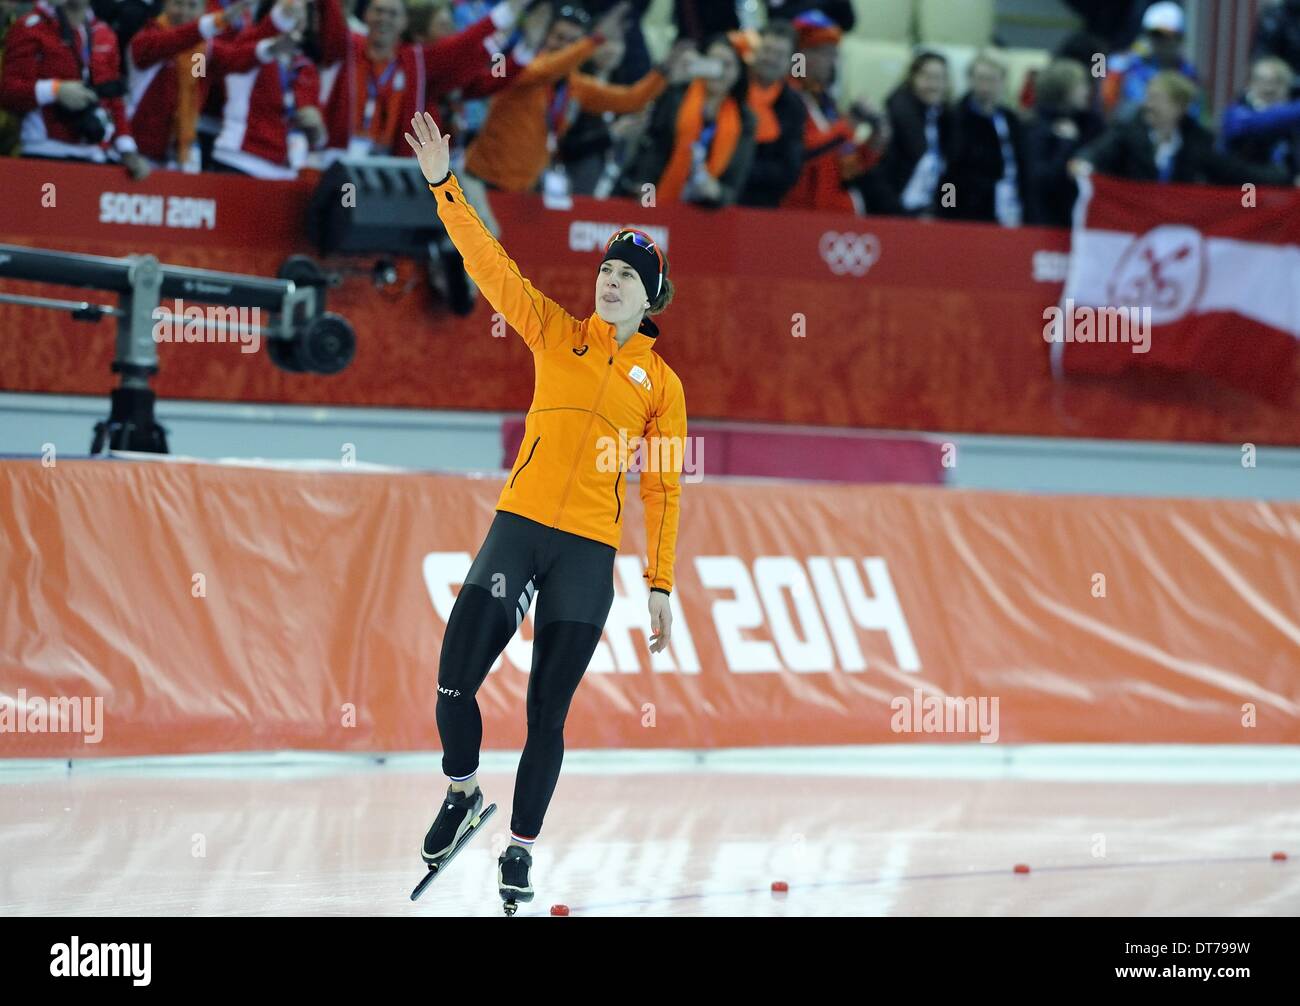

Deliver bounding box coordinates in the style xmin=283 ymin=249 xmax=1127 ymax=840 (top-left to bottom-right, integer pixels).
xmin=818 ymin=231 xmax=881 ymax=277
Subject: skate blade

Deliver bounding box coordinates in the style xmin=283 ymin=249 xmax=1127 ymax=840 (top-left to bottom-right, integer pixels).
xmin=499 ymin=887 xmax=534 ymax=916
xmin=410 ymin=802 xmax=497 ymax=902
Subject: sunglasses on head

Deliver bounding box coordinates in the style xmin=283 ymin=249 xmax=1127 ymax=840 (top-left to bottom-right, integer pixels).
xmin=604 ymin=228 xmax=664 ymax=294
xmin=555 ymin=4 xmax=592 ymax=27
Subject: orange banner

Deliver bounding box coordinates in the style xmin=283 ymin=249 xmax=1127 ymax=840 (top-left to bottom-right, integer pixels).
xmin=1 ymin=457 xmax=1297 ymax=758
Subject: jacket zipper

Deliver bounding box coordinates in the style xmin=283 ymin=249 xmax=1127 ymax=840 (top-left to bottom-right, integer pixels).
xmin=552 ymin=351 xmax=617 ymax=528
xmin=510 ymin=436 xmax=541 ymax=489
xmin=613 ymin=469 xmax=622 ymax=524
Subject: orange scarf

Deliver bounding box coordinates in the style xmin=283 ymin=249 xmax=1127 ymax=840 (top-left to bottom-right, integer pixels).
xmin=162 ymin=13 xmax=207 ymax=170
xmin=355 ymin=50 xmax=406 ymax=154
xmin=748 ymin=79 xmax=783 ymax=143
xmin=658 ymin=79 xmax=742 ymax=202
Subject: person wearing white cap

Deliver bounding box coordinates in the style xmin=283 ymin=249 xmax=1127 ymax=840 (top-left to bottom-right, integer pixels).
xmin=1103 ymin=1 xmax=1201 ymax=121
xmin=1142 ymin=0 xmax=1186 ymax=35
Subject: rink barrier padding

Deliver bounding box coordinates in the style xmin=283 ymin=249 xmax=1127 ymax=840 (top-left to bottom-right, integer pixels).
xmin=2 ymin=457 xmax=1298 ymax=757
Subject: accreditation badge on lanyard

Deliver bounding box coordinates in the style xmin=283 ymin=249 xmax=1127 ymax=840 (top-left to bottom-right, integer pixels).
xmin=280 ymin=58 xmax=307 ymax=168
xmin=688 ymin=120 xmax=718 ymax=191
xmin=990 ymin=111 xmax=1022 ymax=228
xmin=279 ymin=56 xmax=298 ymax=119
xmin=694 ymin=121 xmax=718 ymax=163
xmin=544 ymin=80 xmax=572 ymax=157
xmin=352 ymin=59 xmax=401 ymax=157
xmin=75 ymin=23 xmax=92 ymax=84
xmin=541 ymin=81 xmax=573 ymax=206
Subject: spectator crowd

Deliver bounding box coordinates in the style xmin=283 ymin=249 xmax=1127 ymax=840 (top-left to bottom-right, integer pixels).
xmin=2 ymin=0 xmax=1300 ymax=227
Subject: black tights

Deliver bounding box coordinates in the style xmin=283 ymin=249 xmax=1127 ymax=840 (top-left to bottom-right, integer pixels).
xmin=436 ymin=511 xmax=614 ymax=840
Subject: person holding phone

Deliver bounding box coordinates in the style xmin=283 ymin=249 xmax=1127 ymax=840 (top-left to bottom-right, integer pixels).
xmin=127 ymin=0 xmax=293 ymax=173
xmin=616 ymin=32 xmax=756 ymax=207
xmin=207 ymin=0 xmax=325 ymax=178
xmin=737 ymin=18 xmax=807 ymax=208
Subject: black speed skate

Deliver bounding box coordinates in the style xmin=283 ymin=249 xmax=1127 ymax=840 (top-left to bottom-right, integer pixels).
xmin=410 ymin=786 xmax=497 ymax=902
xmin=498 ymin=845 xmax=534 ymax=916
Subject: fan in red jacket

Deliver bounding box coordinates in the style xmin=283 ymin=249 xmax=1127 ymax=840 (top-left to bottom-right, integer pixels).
xmin=209 ymin=0 xmax=325 ymax=179
xmin=194 ymin=0 xmax=261 ymax=161
xmin=312 ymin=0 xmax=527 ymax=164
xmin=0 ymin=0 xmax=148 ymax=177
xmin=128 ymin=0 xmax=298 ymax=172
xmin=782 ymin=11 xmax=885 ymax=215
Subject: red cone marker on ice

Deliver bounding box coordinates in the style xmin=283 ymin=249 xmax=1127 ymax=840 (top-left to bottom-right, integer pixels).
xmin=1013 ymin=863 xmax=1031 ymax=874
xmin=551 ymin=904 xmax=570 ymax=916
xmin=771 ymin=881 xmax=789 ymax=892
xmin=1272 ymin=851 xmax=1287 ymax=862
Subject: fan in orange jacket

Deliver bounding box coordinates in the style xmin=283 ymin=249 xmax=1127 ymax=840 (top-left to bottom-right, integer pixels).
xmin=408 ymin=113 xmax=688 ymax=604
xmin=464 ymin=4 xmax=669 ymax=193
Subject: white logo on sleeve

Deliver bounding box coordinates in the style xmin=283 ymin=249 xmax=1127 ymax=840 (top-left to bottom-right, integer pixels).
xmin=627 ymin=365 xmax=651 ymax=391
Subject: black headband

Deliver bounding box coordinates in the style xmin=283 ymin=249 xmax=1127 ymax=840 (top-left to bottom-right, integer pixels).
xmin=601 ymin=233 xmax=662 ymax=304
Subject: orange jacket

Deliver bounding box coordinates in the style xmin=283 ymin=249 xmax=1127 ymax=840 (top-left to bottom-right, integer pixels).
xmin=465 ymin=36 xmax=667 ymax=192
xmin=429 ymin=171 xmax=687 ymax=594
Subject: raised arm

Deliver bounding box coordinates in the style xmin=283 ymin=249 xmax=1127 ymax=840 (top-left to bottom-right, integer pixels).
xmin=568 ymin=66 xmax=666 ymax=115
xmin=315 ymin=0 xmax=351 ymax=65
xmin=1221 ymin=98 xmax=1300 ymax=144
xmin=406 ymin=112 xmax=571 ymax=352
xmin=132 ymin=0 xmax=286 ymax=67
xmin=211 ymin=28 xmax=279 ymax=75
xmin=458 ymin=56 xmax=523 ymax=100
xmin=518 ymin=35 xmax=600 ymax=86
xmin=208 ymin=0 xmax=302 ymax=74
xmin=130 ymin=15 xmax=210 ymax=69
xmin=420 ymin=3 xmax=519 ymax=92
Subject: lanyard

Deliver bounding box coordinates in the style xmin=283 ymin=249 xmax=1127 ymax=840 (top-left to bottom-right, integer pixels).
xmin=363 ymin=59 xmax=399 ymax=132
xmin=76 ymin=24 xmax=90 ymax=79
xmin=61 ymin=16 xmax=91 ymax=83
xmin=924 ymin=106 xmax=940 ymax=154
xmin=278 ymin=58 xmax=299 ymax=117
xmin=546 ymin=81 xmax=570 ymax=136
xmin=694 ymin=119 xmax=718 ymax=161
xmin=989 ymin=110 xmax=1018 ymax=183
xmin=1152 ymin=131 xmax=1180 ymax=181
xmin=545 ymin=81 xmax=572 ymax=155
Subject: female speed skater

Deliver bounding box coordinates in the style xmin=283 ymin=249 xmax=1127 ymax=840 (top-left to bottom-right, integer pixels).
xmin=405 ymin=110 xmax=688 ymax=910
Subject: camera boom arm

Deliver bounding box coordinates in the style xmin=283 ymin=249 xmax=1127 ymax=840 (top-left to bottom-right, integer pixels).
xmin=0 ymin=244 xmax=352 ymax=453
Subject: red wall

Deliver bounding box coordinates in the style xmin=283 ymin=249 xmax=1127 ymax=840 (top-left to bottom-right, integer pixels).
xmin=1 ymin=158 xmax=1296 ymax=444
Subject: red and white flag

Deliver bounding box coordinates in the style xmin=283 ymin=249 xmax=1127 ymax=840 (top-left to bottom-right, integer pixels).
xmin=1050 ymin=174 xmax=1300 ymax=403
